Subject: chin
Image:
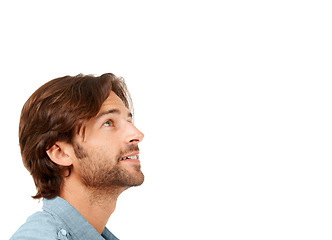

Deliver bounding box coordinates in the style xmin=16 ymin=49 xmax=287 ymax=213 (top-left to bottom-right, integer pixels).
xmin=129 ymin=172 xmax=145 ymax=187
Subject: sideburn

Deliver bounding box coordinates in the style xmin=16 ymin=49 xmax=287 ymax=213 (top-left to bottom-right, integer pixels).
xmin=73 ymin=142 xmax=88 ymax=159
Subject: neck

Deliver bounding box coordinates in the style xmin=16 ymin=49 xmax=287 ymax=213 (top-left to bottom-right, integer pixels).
xmin=59 ymin=176 xmax=127 ymax=234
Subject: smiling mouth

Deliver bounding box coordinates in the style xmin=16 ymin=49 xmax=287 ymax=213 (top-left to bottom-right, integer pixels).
xmin=119 ymin=153 xmax=140 ymax=163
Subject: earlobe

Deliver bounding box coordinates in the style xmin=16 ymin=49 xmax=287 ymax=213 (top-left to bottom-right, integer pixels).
xmin=46 ymin=142 xmax=73 ymax=167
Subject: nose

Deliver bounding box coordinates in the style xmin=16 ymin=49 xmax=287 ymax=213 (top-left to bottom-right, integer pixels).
xmin=125 ymin=123 xmax=144 ymax=144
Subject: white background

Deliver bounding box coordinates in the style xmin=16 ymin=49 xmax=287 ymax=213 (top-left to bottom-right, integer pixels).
xmin=1 ymin=0 xmax=332 ymax=239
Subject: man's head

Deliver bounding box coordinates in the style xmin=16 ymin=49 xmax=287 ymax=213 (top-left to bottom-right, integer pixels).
xmin=19 ymin=73 xmax=144 ymax=199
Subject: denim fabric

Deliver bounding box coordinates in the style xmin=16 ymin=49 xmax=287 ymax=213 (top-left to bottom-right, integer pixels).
xmin=10 ymin=196 xmax=119 ymax=240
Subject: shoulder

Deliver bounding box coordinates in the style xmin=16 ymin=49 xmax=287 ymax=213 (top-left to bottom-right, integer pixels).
xmin=10 ymin=211 xmax=64 ymax=240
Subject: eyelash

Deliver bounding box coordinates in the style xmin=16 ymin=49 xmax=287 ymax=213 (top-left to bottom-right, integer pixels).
xmin=103 ymin=118 xmax=133 ymax=128
xmin=103 ymin=119 xmax=115 ymax=127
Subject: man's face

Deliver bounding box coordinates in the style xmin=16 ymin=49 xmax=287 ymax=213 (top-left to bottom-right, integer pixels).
xmin=72 ymin=91 xmax=144 ymax=192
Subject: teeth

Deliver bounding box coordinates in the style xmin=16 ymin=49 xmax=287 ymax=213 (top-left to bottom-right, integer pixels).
xmin=120 ymin=154 xmax=139 ymax=160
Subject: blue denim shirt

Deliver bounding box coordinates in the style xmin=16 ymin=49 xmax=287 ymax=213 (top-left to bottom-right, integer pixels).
xmin=10 ymin=196 xmax=119 ymax=240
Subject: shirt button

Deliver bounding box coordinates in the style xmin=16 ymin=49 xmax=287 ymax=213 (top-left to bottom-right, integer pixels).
xmin=60 ymin=229 xmax=67 ymax=236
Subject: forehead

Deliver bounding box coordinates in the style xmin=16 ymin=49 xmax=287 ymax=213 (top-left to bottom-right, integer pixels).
xmin=99 ymin=91 xmax=129 ymax=113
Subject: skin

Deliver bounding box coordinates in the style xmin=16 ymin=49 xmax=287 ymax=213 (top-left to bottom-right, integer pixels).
xmin=46 ymin=91 xmax=144 ymax=234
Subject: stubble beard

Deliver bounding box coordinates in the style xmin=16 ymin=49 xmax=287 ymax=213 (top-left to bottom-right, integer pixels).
xmin=73 ymin=143 xmax=144 ymax=195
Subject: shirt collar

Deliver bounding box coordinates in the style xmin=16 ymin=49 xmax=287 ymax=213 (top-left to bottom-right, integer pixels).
xmin=43 ymin=196 xmax=117 ymax=240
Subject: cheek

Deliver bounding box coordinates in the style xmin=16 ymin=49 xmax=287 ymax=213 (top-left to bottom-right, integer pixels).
xmin=81 ymin=131 xmax=124 ymax=161
xmin=91 ymin=143 xmax=122 ymax=164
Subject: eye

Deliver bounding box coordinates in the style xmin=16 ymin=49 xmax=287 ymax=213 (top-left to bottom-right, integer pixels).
xmin=127 ymin=118 xmax=133 ymax=124
xmin=103 ymin=119 xmax=114 ymax=127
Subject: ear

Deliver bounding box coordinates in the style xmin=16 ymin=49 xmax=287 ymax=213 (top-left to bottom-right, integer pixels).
xmin=46 ymin=142 xmax=73 ymax=167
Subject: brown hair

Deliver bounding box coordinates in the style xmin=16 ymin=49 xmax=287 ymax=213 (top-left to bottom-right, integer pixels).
xmin=19 ymin=73 xmax=132 ymax=199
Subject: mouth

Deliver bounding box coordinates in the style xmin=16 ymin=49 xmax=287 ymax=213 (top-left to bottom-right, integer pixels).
xmin=119 ymin=152 xmax=140 ymax=163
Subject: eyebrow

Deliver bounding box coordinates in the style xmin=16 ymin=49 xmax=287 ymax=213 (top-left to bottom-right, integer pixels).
xmin=96 ymin=108 xmax=133 ymax=120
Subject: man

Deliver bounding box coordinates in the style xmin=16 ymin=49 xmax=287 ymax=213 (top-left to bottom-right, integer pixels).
xmin=11 ymin=73 xmax=144 ymax=240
